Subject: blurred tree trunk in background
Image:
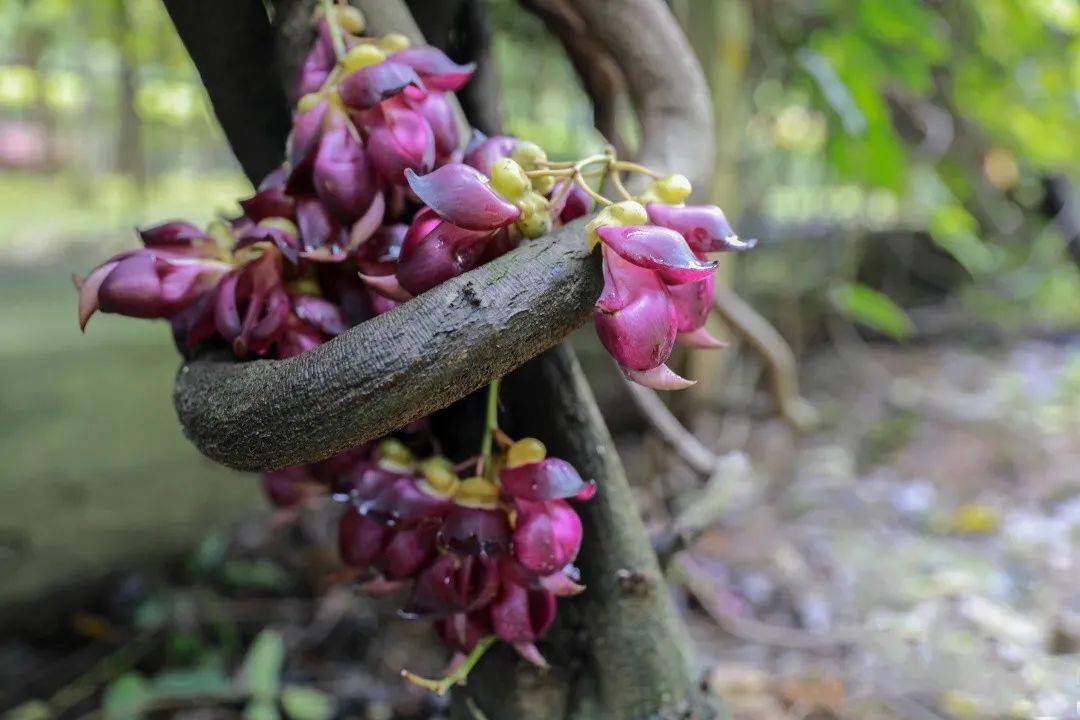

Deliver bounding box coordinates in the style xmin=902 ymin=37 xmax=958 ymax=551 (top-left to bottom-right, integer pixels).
xmin=113 ymin=0 xmax=144 ymax=201
xmin=673 ymin=0 xmax=752 ymax=414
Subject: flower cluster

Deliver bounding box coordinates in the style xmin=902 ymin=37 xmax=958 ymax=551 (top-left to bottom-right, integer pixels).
xmin=264 ymin=432 xmax=593 ymax=674
xmin=73 ymin=3 xmax=751 ymax=693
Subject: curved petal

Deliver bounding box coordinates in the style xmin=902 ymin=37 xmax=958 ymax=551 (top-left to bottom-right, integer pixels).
xmin=594 ymin=279 xmax=677 ymax=372
xmin=292 ymin=294 xmax=346 ymax=335
xmin=499 ymin=458 xmax=588 ymax=501
xmin=406 ymin=164 xmax=519 ymax=230
xmin=97 ymin=253 xmax=163 ymax=318
xmin=382 ymin=526 xmax=437 ymax=579
xmin=405 ymin=554 xmax=499 ymax=618
xmin=395 ymin=221 xmax=493 ymax=295
xmin=359 ymin=272 xmax=413 ymax=301
xmin=138 ymin=221 xmax=207 ymax=248
xmin=645 ymin=203 xmax=755 ymax=254
xmin=239 ymin=188 xmax=295 ymax=223
xmin=292 ymin=34 xmax=334 ymax=101
xmin=234 ymin=224 xmax=301 ymax=264
xmin=338 ymin=505 xmax=390 ymax=569
xmin=358 ymin=475 xmax=449 ymax=528
xmin=410 ymin=92 xmax=460 ymax=158
xmin=666 ymin=271 xmax=714 ymax=332
xmin=367 ymin=106 xmax=435 ymax=184
xmin=625 ymin=363 xmax=696 ymax=390
xmin=295 ymin=195 xmax=345 ymax=256
xmin=677 ymin=326 xmax=725 ymax=349
xmin=389 ymin=47 xmax=475 ymax=91
xmin=597 ymin=225 xmax=717 ymax=284
xmin=312 ymin=123 xmax=377 ymax=222
xmin=463 ymin=133 xmax=517 ymax=177
xmin=439 ymin=506 xmax=511 ymax=557
xmin=288 ymin=98 xmax=329 ymax=167
xmin=549 ymin=180 xmax=592 ymax=224
xmin=338 ymin=60 xmax=423 ymax=109
xmin=512 ymin=500 xmax=582 ymax=576
xmin=539 ymin=567 xmax=586 ymax=597
xmin=490 ymin=582 xmax=556 ymax=646
xmin=75 ymin=259 xmax=120 ymax=329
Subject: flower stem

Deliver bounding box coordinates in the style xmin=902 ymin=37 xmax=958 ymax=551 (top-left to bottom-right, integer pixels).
xmin=401 ymin=635 xmax=497 ymax=696
xmin=477 ymin=378 xmax=501 ymax=478
xmin=321 ymin=0 xmax=347 ymax=61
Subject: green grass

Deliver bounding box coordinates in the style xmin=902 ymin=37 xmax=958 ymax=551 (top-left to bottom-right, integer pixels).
xmin=0 ymin=263 xmax=259 ymax=607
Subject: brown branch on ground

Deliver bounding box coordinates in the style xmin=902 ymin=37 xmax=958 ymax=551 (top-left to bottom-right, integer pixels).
xmin=712 ymin=284 xmax=819 ymax=432
xmin=519 ymin=0 xmax=632 ymax=157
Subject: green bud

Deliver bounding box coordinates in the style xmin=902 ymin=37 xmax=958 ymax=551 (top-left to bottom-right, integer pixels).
xmin=258 ymin=217 xmax=299 ymax=237
xmin=342 ymin=44 xmax=385 ymax=73
xmin=585 ymin=200 xmax=648 ymax=249
xmin=490 ymin=158 xmax=531 ymax=199
xmin=378 ymin=33 xmax=411 ymax=52
xmin=656 ymin=174 xmax=692 ymax=204
xmin=334 ymin=5 xmax=366 ymax=34
xmin=297 ymin=92 xmax=323 ymax=113
xmin=511 ymin=141 xmax=547 ymax=169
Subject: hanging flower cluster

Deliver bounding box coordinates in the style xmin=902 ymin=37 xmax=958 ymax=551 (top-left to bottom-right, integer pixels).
xmin=73 ymin=2 xmax=752 ymax=693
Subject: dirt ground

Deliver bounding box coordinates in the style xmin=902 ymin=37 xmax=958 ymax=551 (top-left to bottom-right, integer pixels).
xmin=2 ymin=339 xmax=1078 ymax=720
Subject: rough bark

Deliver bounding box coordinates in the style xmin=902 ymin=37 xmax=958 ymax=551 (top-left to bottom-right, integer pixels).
xmin=175 ymin=221 xmax=601 ymax=471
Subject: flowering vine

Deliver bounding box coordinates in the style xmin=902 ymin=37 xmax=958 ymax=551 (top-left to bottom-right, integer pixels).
xmin=73 ymin=2 xmax=751 ymax=694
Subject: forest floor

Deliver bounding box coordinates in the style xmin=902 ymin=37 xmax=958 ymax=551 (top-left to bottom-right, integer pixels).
xmin=1 ymin=336 xmax=1078 ymax=720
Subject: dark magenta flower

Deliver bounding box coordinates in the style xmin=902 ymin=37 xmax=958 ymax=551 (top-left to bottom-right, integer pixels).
xmin=382 ymin=526 xmax=437 ymax=579
xmin=511 ymin=499 xmax=582 ymax=576
xmin=239 ymin=187 xmax=296 ymax=223
xmin=499 ymin=458 xmax=589 ymax=502
xmin=395 ymin=216 xmax=499 ymax=295
xmin=645 ymin=203 xmax=755 ymax=254
xmin=438 ymin=506 xmax=511 ymax=557
xmin=76 ymin=240 xmax=230 ymax=329
xmin=214 ymin=250 xmax=289 ymax=357
xmin=405 ymin=553 xmax=500 ymax=618
xmin=312 ymin=118 xmax=378 ymax=222
xmin=594 ymin=248 xmax=677 ymax=373
xmin=596 ymin=225 xmax=717 ymax=284
xmin=550 ymin=180 xmax=592 ymax=224
xmin=435 ymin=611 xmax=492 ymax=654
xmin=389 ymin=47 xmax=474 ymax=92
xmin=406 ymin=163 xmax=520 ymax=231
xmin=288 ymin=97 xmax=331 ymax=168
xmin=407 ymin=91 xmax=460 ymax=160
xmin=489 ymin=582 xmax=557 ymax=667
xmin=339 ymin=505 xmax=391 ymax=569
xmin=463 ymin=132 xmax=517 ymax=176
xmin=234 ymin=218 xmax=302 ymax=264
xmin=338 ymin=60 xmax=423 ymax=110
xmin=356 ymin=473 xmax=450 ymax=529
xmin=261 ymin=465 xmax=320 ymax=509
xmin=367 ymin=103 xmax=435 ymax=183
xmin=292 ymin=29 xmax=334 ymax=101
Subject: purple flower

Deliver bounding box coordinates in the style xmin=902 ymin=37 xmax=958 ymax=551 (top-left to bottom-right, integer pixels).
xmin=463 ymin=132 xmax=517 ymax=176
xmin=339 ymin=505 xmax=391 ymax=569
xmin=594 ymin=248 xmax=678 ymax=372
xmin=438 ymin=506 xmax=511 ymax=557
xmin=405 ymin=163 xmax=520 ymax=231
xmin=395 ymin=213 xmax=501 ymax=295
xmin=499 ymin=458 xmax=590 ymax=502
xmin=511 ymin=499 xmax=582 ymax=576
xmin=339 ymin=60 xmax=424 ymax=110
xmin=406 ymin=553 xmax=500 ymax=618
xmin=312 ymin=119 xmax=378 ymax=222
xmin=435 ymin=611 xmax=491 ymax=654
xmin=645 ymin=203 xmax=755 ymax=254
xmin=367 ymin=102 xmax=435 ymax=184
xmin=382 ymin=526 xmax=437 ymax=579
xmin=596 ymin=225 xmax=717 ymax=284
xmin=490 ymin=582 xmax=556 ymax=667
xmin=389 ymin=47 xmax=475 ymax=92
xmin=213 ymin=250 xmax=289 ymax=357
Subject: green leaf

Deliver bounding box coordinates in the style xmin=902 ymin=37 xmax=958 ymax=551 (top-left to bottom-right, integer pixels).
xmin=102 ymin=673 xmax=152 ymax=720
xmin=829 ymin=283 xmax=915 ymax=340
xmin=3 ymin=700 xmax=51 ymax=720
xmin=281 ymin=686 xmax=335 ymax=720
xmin=244 ymin=698 xmax=281 ymax=720
xmin=150 ymin=660 xmax=232 ymax=698
xmin=221 ymin=559 xmax=293 ymax=592
xmin=240 ymin=630 xmax=285 ymax=700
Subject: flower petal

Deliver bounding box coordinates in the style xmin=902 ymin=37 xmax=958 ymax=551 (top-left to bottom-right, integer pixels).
xmin=382 ymin=526 xmax=437 ymax=579
xmin=512 ymin=500 xmax=582 ymax=576
xmin=406 ymin=163 xmax=520 ymax=230
xmin=438 ymin=506 xmax=511 ymax=557
xmin=499 ymin=458 xmax=588 ymax=501
xmin=625 ymin=363 xmax=696 ymax=390
xmin=390 ymin=47 xmax=475 ymax=91
xmin=645 ymin=203 xmax=755 ymax=254
xmin=338 ymin=60 xmax=423 ymax=109
xmin=75 ymin=259 xmax=120 ymax=329
xmin=367 ymin=106 xmax=435 ymax=183
xmin=288 ymin=98 xmax=329 ymax=167
xmin=597 ymin=224 xmax=717 ymax=283
xmin=359 ymin=272 xmax=413 ymax=302
xmin=666 ymin=271 xmax=714 ymax=332
xmin=594 ymin=260 xmax=677 ymax=372
xmin=292 ymin=294 xmax=346 ymax=335
xmin=338 ymin=505 xmax=390 ymax=569
xmin=239 ymin=188 xmax=296 ymax=223
xmin=395 ymin=220 xmax=493 ymax=295
xmin=313 ymin=122 xmax=377 ymax=222
xmin=677 ymin=326 xmax=726 ymax=349
xmin=463 ymin=133 xmax=517 ymax=176
xmin=138 ymin=221 xmax=208 ymax=248
xmin=490 ymin=582 xmax=556 ymax=645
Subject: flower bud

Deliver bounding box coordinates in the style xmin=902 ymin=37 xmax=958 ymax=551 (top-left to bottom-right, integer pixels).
xmin=377 ymin=438 xmax=414 ymax=470
xmin=506 ymin=438 xmax=546 ymax=468
xmin=338 ymin=505 xmax=390 ymax=569
xmin=419 ymin=456 xmax=459 ymax=496
xmin=378 ymin=33 xmax=411 ymax=52
xmin=382 ymin=526 xmax=436 ymax=578
xmin=341 ymin=44 xmax=385 ymax=73
xmin=333 ymin=5 xmax=365 ymax=34
xmin=490 ymin=158 xmax=530 ymax=199
xmin=296 ymin=92 xmax=323 ymax=113
xmin=640 ymin=173 xmax=692 ymax=205
xmin=514 ymin=192 xmax=552 ymax=239
xmin=499 ymin=458 xmax=589 ymax=501
xmin=585 ymin=200 xmax=648 ymax=250
xmin=512 ymin=499 xmax=582 ymax=575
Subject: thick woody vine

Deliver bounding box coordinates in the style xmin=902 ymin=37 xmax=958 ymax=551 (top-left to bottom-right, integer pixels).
xmin=74 ymin=4 xmax=752 ymax=694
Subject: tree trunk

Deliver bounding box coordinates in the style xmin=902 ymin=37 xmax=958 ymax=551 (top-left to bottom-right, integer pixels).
xmin=163 ymin=1 xmax=717 ymax=716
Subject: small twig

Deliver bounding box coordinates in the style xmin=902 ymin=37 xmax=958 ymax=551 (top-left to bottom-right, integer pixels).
xmin=673 ymin=554 xmax=855 ymax=650
xmin=623 ymin=379 xmax=717 ymax=476
xmin=401 ymin=636 xmax=497 ymax=695
xmin=320 ymin=0 xmax=347 ymax=60
xmin=465 ymin=695 xmax=492 ymax=720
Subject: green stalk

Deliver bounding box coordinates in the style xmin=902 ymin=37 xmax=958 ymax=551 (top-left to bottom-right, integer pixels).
xmin=321 ymin=0 xmax=347 ymax=61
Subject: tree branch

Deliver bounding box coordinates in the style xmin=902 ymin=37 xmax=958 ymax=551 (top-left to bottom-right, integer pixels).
xmin=175 ymin=221 xmax=601 ymax=471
